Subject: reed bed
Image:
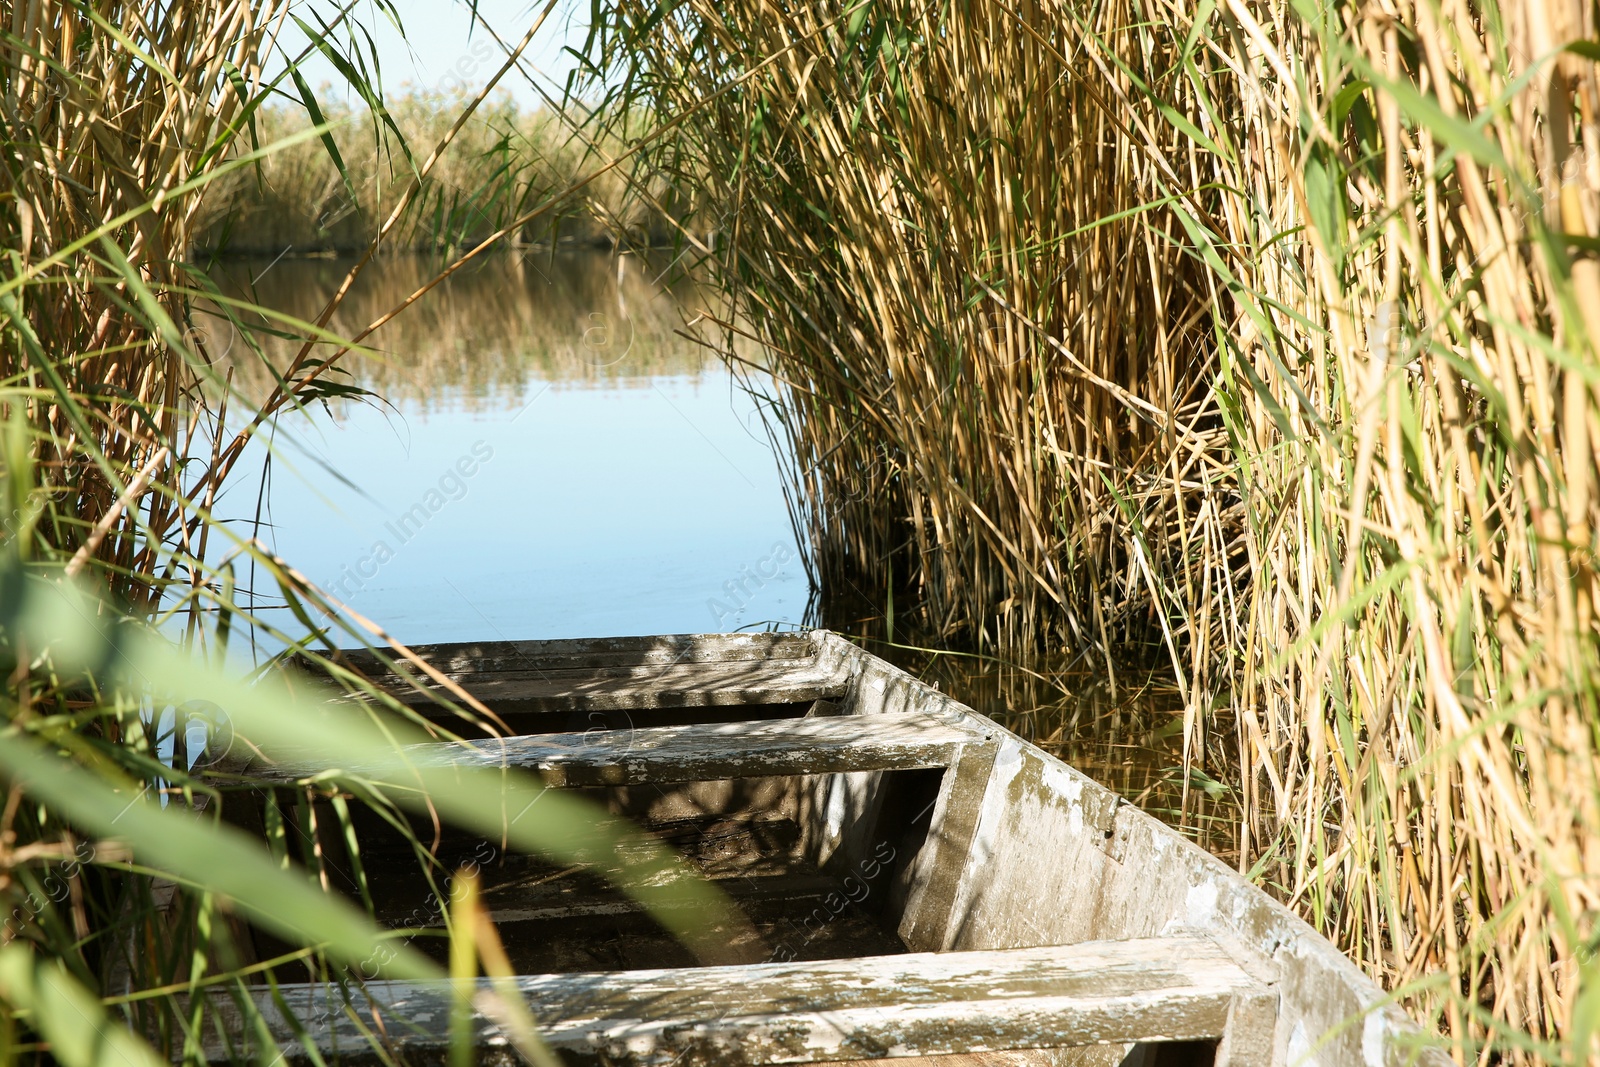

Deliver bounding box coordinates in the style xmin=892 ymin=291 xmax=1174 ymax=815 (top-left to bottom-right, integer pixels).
xmin=195 ymin=91 xmax=679 ymax=255
xmin=596 ymin=0 xmax=1236 ymax=668
xmin=2 ymin=0 xmax=291 ymax=615
xmin=1 ymin=0 xmax=331 ymax=1045
xmin=594 ymin=0 xmax=1600 ymax=1058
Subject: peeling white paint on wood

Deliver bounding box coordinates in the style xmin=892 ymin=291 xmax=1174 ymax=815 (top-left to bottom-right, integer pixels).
xmin=262 ymin=711 xmax=981 ymax=788
xmin=199 ymin=939 xmax=1272 ymax=1065
xmin=378 ymin=661 xmax=850 ymax=714
xmin=815 ymin=631 xmax=1451 ymax=1067
xmin=332 ymin=633 xmax=820 ymax=678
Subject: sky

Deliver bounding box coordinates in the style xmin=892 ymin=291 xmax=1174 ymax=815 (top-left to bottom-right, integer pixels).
xmin=274 ymin=0 xmax=589 ymax=108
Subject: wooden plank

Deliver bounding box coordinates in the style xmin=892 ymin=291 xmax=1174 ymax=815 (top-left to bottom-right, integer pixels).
xmin=199 ymin=938 xmax=1275 ymax=1065
xmin=391 ymin=873 xmax=844 ymax=929
xmin=1214 ymin=986 xmax=1278 ymax=1067
xmin=258 ymin=713 xmax=983 ymax=787
xmin=363 ymin=660 xmax=850 ymax=715
xmin=330 ymin=632 xmax=820 ymax=679
xmin=895 ymin=741 xmax=999 ymax=951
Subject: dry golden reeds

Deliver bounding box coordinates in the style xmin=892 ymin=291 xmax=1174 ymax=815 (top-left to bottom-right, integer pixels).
xmin=1221 ymin=1 xmax=1600 ymax=1056
xmin=3 ymin=0 xmax=292 ymax=610
xmin=595 ymin=0 xmax=1600 ymax=1058
xmin=596 ymin=0 xmax=1240 ymax=678
xmin=193 ymin=90 xmax=677 ymax=256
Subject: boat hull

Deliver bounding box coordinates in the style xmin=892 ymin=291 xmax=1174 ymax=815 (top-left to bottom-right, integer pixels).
xmin=217 ymin=630 xmax=1443 ymax=1066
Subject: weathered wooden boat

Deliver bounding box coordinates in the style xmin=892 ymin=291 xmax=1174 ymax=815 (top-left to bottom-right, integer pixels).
xmin=206 ymin=630 xmax=1445 ymax=1066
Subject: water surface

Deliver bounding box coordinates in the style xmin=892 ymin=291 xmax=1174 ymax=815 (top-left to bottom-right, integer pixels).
xmin=210 ymin=253 xmax=806 ymax=646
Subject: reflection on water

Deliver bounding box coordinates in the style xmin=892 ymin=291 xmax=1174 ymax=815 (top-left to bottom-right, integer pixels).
xmin=207 ymin=251 xmax=720 ymax=411
xmin=210 ymin=253 xmax=804 ymax=646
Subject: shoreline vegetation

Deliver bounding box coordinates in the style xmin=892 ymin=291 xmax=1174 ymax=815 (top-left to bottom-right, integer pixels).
xmin=3 ymin=0 xmax=1599 ymax=1064
xmin=192 ymin=91 xmax=686 ymax=258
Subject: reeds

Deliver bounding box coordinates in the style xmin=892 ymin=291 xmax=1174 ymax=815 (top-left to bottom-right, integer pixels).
xmin=594 ymin=0 xmax=1600 ymax=1058
xmin=3 ymin=0 xmax=291 ymax=612
xmin=194 ymin=91 xmax=679 ymax=255
xmin=1219 ymin=3 xmax=1600 ymax=1055
xmin=594 ymin=0 xmax=1238 ymax=669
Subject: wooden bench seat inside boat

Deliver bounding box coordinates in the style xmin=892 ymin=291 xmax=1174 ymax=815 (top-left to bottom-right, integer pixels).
xmin=321 ymin=633 xmax=848 ymax=734
xmin=259 ymin=711 xmax=989 ymax=787
xmin=200 ymin=938 xmax=1274 ymax=1066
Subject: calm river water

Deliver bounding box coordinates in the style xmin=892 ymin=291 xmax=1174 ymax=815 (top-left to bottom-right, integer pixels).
xmin=212 ymin=252 xmax=805 ymax=644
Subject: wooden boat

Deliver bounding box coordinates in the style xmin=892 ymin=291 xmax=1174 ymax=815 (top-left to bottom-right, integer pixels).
xmin=206 ymin=630 xmax=1445 ymax=1066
